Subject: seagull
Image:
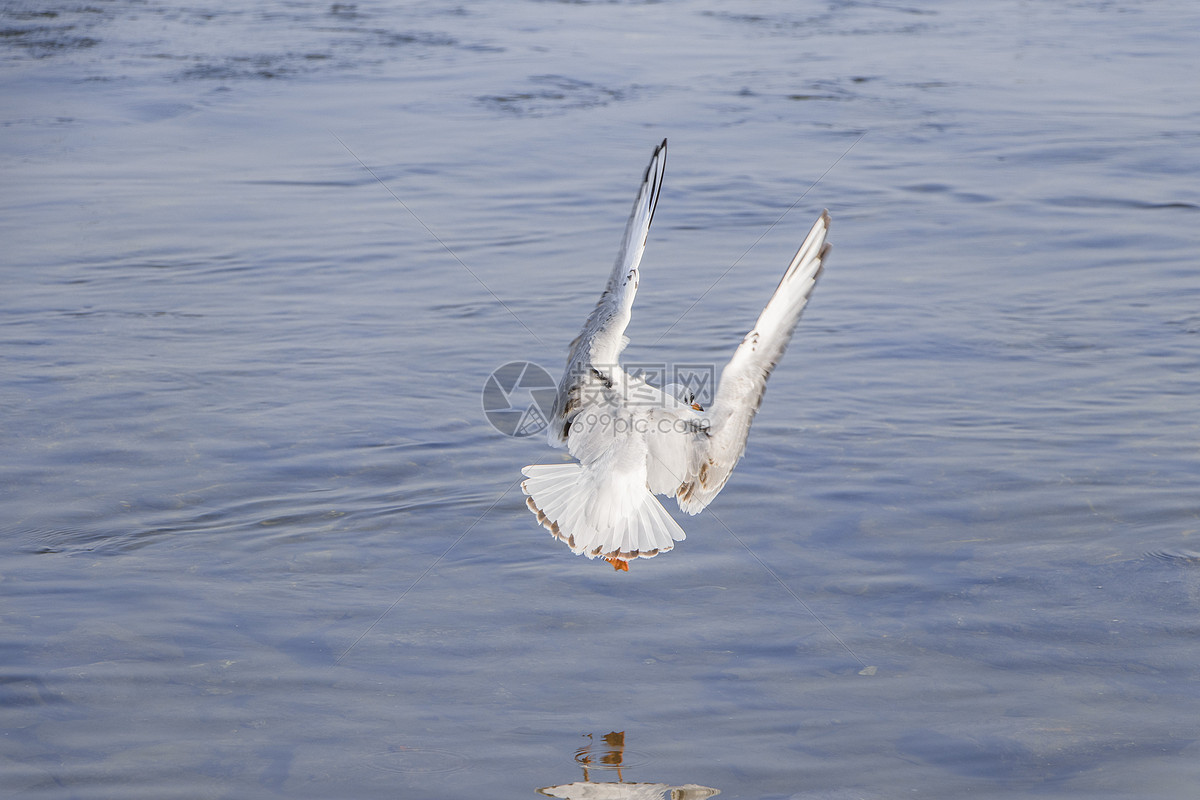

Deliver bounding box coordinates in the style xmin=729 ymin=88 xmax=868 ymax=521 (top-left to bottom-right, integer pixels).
xmin=522 ymin=139 xmax=830 ymax=570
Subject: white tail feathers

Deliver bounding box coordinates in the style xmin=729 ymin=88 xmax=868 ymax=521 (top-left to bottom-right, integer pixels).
xmin=522 ymin=463 xmax=686 ymax=560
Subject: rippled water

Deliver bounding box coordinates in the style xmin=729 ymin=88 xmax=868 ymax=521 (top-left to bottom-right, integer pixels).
xmin=3 ymin=2 xmax=1199 ymax=798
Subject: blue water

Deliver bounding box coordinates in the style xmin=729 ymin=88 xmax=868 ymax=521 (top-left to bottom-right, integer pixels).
xmin=3 ymin=2 xmax=1199 ymax=798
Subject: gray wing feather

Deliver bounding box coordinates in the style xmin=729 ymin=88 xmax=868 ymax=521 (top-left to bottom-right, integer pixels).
xmin=549 ymin=139 xmax=668 ymax=446
xmin=674 ymin=210 xmax=831 ymax=512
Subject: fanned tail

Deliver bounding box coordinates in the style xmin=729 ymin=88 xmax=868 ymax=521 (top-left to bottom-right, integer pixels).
xmin=522 ymin=463 xmax=685 ymax=562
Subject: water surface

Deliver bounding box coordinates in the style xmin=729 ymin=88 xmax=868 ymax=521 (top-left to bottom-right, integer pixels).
xmin=3 ymin=1 xmax=1199 ymax=798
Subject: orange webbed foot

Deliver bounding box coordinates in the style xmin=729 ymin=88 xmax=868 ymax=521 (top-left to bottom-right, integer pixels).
xmin=605 ymin=557 xmax=629 ymax=572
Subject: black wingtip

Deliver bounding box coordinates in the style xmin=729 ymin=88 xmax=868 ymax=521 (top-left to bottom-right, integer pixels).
xmin=645 ymin=139 xmax=667 ymax=177
xmin=641 ymin=139 xmax=667 ymax=232
xmin=646 ymin=139 xmax=666 ymax=173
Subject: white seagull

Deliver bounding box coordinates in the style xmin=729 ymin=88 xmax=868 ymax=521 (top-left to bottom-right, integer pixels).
xmin=522 ymin=139 xmax=830 ymax=570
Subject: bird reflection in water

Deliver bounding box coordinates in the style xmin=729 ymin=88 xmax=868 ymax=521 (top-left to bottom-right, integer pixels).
xmin=537 ymin=731 xmax=719 ymax=799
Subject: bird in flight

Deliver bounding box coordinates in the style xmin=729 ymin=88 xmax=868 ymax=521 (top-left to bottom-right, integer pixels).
xmin=522 ymin=139 xmax=831 ymax=570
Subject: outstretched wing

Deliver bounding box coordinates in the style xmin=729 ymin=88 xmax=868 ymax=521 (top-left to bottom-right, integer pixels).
xmin=548 ymin=139 xmax=668 ymax=446
xmin=669 ymin=210 xmax=831 ymax=513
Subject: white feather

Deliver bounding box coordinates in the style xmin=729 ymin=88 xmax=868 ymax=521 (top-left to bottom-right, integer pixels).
xmin=523 ymin=140 xmax=830 ymax=565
